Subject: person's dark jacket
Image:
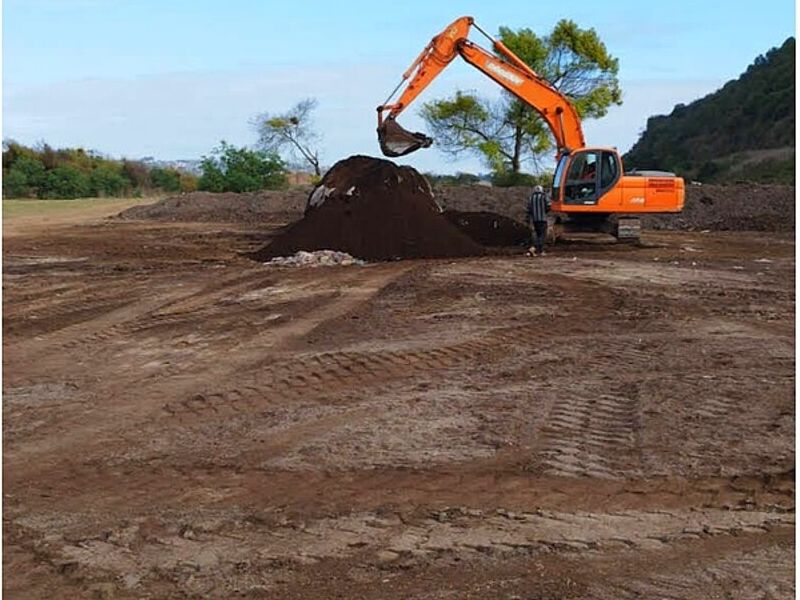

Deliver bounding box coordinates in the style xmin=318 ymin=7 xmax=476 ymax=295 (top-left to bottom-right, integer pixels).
xmin=526 ymin=190 xmax=550 ymax=223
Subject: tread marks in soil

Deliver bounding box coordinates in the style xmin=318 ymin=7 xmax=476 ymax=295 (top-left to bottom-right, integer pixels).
xmin=161 ymin=327 xmax=523 ymax=421
xmin=538 ymin=392 xmax=640 ymax=479
xmin=600 ymin=545 xmax=794 ymax=599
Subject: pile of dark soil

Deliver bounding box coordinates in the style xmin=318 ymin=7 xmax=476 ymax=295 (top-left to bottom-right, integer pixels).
xmin=248 ymin=156 xmax=485 ymax=261
xmin=116 ymin=188 xmax=310 ymax=223
xmin=435 ymin=185 xmax=528 ymax=223
xmin=642 ymin=184 xmax=795 ymax=232
xmin=437 ymin=183 xmax=795 ymax=232
xmin=444 ymin=210 xmax=531 ymax=247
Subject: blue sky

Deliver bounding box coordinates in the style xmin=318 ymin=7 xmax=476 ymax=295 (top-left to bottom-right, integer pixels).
xmin=3 ymin=0 xmax=796 ymax=173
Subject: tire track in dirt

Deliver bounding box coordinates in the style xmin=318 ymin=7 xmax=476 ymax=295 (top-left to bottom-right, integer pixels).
xmin=159 ymin=326 xmax=789 ymax=425
xmin=15 ymin=451 xmax=795 ymax=523
xmin=596 ymin=544 xmax=794 ymax=599
xmin=165 ymin=312 xmax=510 ymax=416
xmin=6 ymin=290 xmax=201 ymax=368
xmin=53 ymin=271 xmax=276 ymax=352
xmin=537 ymin=391 xmax=639 ymax=479
xmin=6 ymin=297 xmax=139 ymax=338
xmin=6 ymin=266 xmax=273 ymax=357
xmin=160 ymin=328 xmax=518 ymax=420
xmin=5 ymin=264 xmax=419 ymax=468
xmin=47 ymin=505 xmax=794 ymax=590
xmin=536 ymin=331 xmax=793 ymax=379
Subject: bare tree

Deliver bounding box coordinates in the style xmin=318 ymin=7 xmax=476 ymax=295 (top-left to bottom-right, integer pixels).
xmin=253 ymin=99 xmax=322 ymax=176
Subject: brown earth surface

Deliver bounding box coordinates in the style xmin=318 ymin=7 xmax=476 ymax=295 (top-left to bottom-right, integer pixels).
xmin=436 ymin=183 xmax=796 ymax=233
xmin=443 ymin=210 xmax=532 ymax=247
xmin=4 ymin=198 xmax=795 ymax=598
xmin=117 ymin=188 xmax=312 ymax=224
xmin=118 ymin=179 xmax=795 ymax=238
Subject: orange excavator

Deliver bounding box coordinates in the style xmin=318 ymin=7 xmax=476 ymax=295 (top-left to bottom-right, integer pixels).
xmin=376 ymin=16 xmax=684 ymax=241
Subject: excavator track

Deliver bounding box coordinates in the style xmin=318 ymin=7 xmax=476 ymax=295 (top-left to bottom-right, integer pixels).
xmin=550 ymin=213 xmax=642 ymax=243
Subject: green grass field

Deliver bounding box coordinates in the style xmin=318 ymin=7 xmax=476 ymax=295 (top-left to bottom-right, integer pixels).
xmin=3 ymin=196 xmax=160 ymax=220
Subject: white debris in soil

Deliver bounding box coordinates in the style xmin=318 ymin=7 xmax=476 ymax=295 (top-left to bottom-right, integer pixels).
xmin=263 ymin=250 xmax=366 ymax=268
xmin=308 ymin=185 xmax=335 ymax=208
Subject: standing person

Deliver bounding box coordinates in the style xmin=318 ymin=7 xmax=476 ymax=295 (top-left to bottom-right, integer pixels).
xmin=526 ymin=184 xmax=550 ymax=256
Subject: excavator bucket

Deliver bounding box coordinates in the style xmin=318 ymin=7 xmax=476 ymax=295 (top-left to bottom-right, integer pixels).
xmin=378 ymin=117 xmax=433 ymax=157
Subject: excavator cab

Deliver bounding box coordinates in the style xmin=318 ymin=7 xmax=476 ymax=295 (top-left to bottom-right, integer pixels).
xmin=553 ymin=149 xmax=621 ymax=207
xmin=551 ymin=148 xmax=685 ymax=219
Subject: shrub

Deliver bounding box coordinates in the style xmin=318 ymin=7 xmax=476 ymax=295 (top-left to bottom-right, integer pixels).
xmin=197 ymin=161 xmax=226 ymax=192
xmin=3 ymin=140 xmax=39 ymax=170
xmin=1 ymin=141 xmax=210 ymax=198
xmin=3 ymin=168 xmax=29 ymax=198
xmin=12 ymin=156 xmax=47 ymax=191
xmin=198 ymin=141 xmax=288 ymax=193
xmin=179 ymin=173 xmax=199 ymax=193
xmin=41 ymin=165 xmax=91 ymax=198
xmin=89 ymin=166 xmax=129 ymax=197
xmin=122 ymin=160 xmax=151 ymax=189
xmin=424 ymin=172 xmax=483 ymax=186
xmin=150 ymin=167 xmax=182 ymax=192
xmin=490 ymin=170 xmax=537 ymax=187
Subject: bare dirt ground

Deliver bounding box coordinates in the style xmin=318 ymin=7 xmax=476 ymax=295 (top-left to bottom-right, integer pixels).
xmin=4 ymin=201 xmax=795 ymax=598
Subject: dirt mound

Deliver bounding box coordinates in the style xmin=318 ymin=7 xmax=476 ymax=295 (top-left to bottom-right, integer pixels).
xmin=437 ymin=183 xmax=795 ymax=232
xmin=435 ymin=185 xmax=529 ymax=223
xmin=248 ymin=156 xmax=485 ymax=261
xmin=643 ymin=183 xmax=795 ymax=232
xmin=444 ymin=210 xmax=531 ymax=247
xmin=117 ymin=189 xmax=310 ymax=223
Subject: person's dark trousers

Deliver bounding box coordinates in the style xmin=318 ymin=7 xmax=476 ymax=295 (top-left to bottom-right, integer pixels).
xmin=532 ymin=220 xmax=547 ymax=254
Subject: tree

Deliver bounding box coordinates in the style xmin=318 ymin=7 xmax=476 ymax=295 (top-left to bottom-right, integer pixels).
xmin=2 ymin=140 xmax=209 ymax=198
xmin=179 ymin=173 xmax=199 ymax=193
xmin=40 ymin=165 xmax=91 ymax=198
xmin=197 ymin=160 xmax=226 ymax=193
xmin=3 ymin=140 xmax=39 ymax=170
xmin=89 ymin=166 xmax=129 ymax=197
xmin=253 ymin=99 xmax=322 ymax=176
xmin=3 ymin=168 xmax=29 ymax=198
xmin=420 ymin=21 xmax=621 ymax=176
xmin=12 ymin=156 xmax=47 ymax=190
xmin=150 ymin=167 xmax=182 ymax=192
xmin=198 ymin=141 xmax=288 ymax=193
xmin=122 ymin=160 xmax=151 ymax=189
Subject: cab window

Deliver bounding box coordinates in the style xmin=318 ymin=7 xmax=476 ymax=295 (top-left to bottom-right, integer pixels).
xmin=564 ymin=151 xmax=599 ymax=205
xmin=551 ymin=154 xmax=569 ymax=202
xmin=600 ymin=151 xmax=619 ymax=189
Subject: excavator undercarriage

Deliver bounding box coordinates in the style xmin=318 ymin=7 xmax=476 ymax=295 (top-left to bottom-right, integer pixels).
xmin=549 ymin=213 xmax=642 ymax=244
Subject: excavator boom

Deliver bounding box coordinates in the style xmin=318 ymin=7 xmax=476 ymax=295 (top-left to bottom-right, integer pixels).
xmin=377 ymin=16 xmax=584 ymax=156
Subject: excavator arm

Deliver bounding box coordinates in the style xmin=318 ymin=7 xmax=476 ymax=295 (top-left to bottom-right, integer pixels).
xmin=377 ymin=16 xmax=585 ymax=157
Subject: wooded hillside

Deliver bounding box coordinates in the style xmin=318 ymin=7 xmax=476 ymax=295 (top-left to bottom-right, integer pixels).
xmin=624 ymin=38 xmax=795 ymax=183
